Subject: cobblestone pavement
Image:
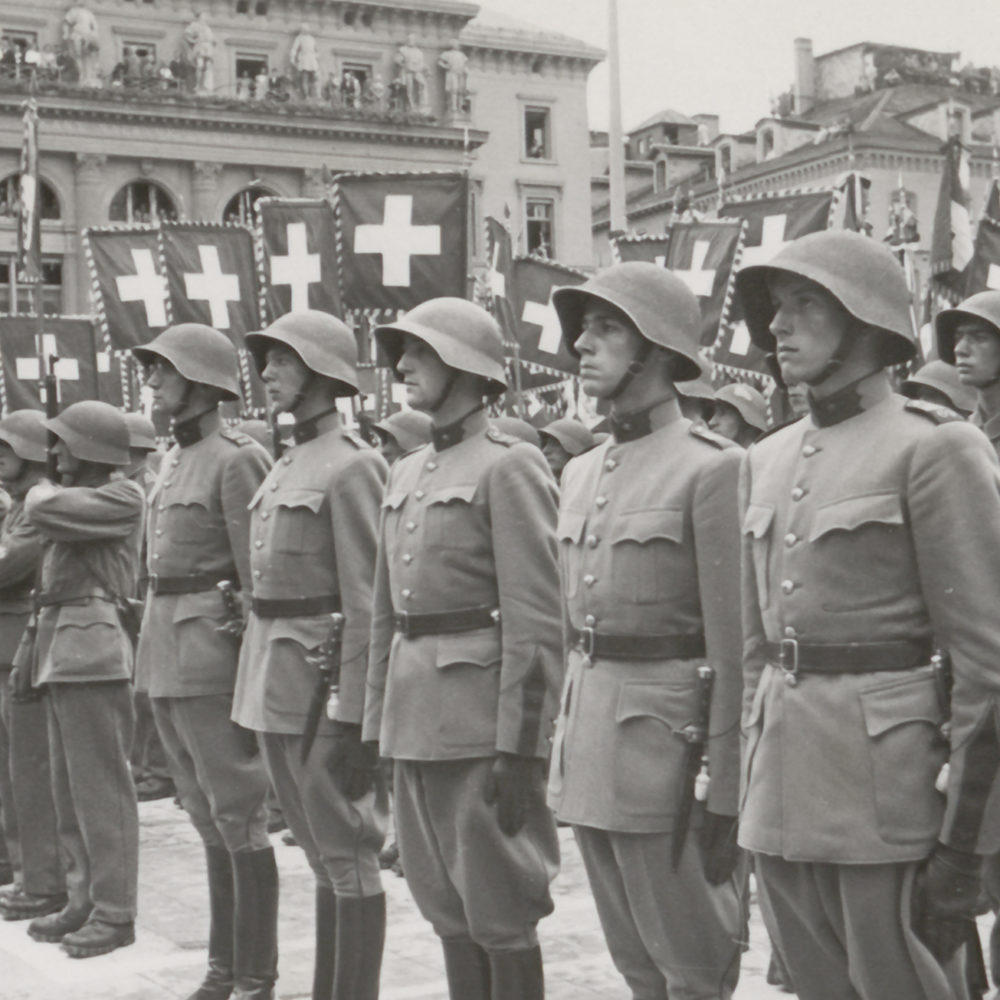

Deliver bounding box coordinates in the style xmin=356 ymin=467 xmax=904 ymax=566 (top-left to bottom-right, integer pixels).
xmin=0 ymin=796 xmax=988 ymax=999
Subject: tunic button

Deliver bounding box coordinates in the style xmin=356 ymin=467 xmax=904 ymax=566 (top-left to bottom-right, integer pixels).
xmin=254 ymin=540 xmax=263 ymax=549
xmin=584 ymin=614 xmax=596 ymax=626
xmin=282 ymin=456 xmax=292 ymax=465
xmin=260 ymin=511 xmax=269 ymax=521
xmin=426 ymin=461 xmax=437 ymax=471
xmin=172 ymin=459 xmax=180 ymax=468
xmin=604 ymin=459 xmax=617 ymax=471
xmin=402 ymin=554 xmax=413 ymax=564
xmin=163 ymin=480 xmax=172 ymax=487
xmin=791 ymin=487 xmax=805 ymax=501
xmin=583 ymin=574 xmax=596 ymax=586
xmin=415 ymin=490 xmax=425 ymax=500
xmin=152 ymin=553 xmax=160 ymax=560
xmin=802 ymin=444 xmax=817 ymax=457
xmin=406 ymin=521 xmax=416 ymax=532
xmin=595 ymin=496 xmax=608 ymax=508
xmin=253 ymin=569 xmax=261 ymax=579
xmin=784 ymin=625 xmax=796 ymax=638
xmin=402 ymin=588 xmax=412 ymax=598
xmin=158 ymin=505 xmax=165 ymax=512
xmin=155 ymin=529 xmax=163 ymax=537
xmin=586 ymin=534 xmax=599 ymax=548
xmin=784 ymin=533 xmax=797 ymax=547
xmin=781 ymin=579 xmax=796 ymax=594
xmin=270 ymin=482 xmax=279 ymax=491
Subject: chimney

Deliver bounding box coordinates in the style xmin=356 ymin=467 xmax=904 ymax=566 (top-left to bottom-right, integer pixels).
xmin=794 ymin=37 xmax=816 ymax=115
xmin=692 ymin=113 xmax=720 ymax=144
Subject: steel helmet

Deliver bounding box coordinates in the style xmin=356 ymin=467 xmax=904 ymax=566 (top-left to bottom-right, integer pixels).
xmin=491 ymin=416 xmax=541 ymax=448
xmin=552 ymin=262 xmax=706 ymax=382
xmin=674 ymin=376 xmax=716 ymax=402
xmin=245 ymin=310 xmax=360 ymax=395
xmin=124 ymin=412 xmax=157 ymax=452
xmin=45 ymin=401 xmax=130 ymax=466
xmin=132 ymin=324 xmax=241 ymax=401
xmin=539 ymin=417 xmax=597 ymax=456
xmin=901 ymin=359 xmax=977 ymax=413
xmin=0 ymin=409 xmax=48 ymax=463
xmin=935 ymin=290 xmax=1000 ymax=365
xmin=735 ymin=230 xmax=915 ymax=365
xmin=372 ymin=410 xmax=433 ymax=452
xmin=713 ymin=382 xmax=768 ymax=432
xmin=373 ymin=298 xmax=508 ymax=391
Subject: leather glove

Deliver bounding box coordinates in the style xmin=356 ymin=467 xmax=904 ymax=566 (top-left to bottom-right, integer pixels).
xmin=482 ymin=752 xmax=543 ymax=837
xmin=911 ymin=843 xmax=986 ymax=962
xmin=324 ymin=722 xmax=379 ymax=801
xmin=231 ymin=721 xmax=260 ymax=759
xmin=698 ymin=810 xmax=742 ymax=886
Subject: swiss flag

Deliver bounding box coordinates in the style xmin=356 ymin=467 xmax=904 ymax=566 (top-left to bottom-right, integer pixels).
xmin=509 ymin=256 xmax=583 ymax=380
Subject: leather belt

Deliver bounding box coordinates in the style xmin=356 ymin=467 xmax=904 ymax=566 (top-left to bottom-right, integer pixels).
xmin=765 ymin=637 xmax=934 ymax=679
xmin=570 ymin=627 xmax=706 ymax=661
xmin=34 ymin=589 xmax=108 ymax=608
xmin=393 ymin=605 xmax=500 ymax=639
xmin=252 ymin=595 xmax=342 ymax=619
xmin=148 ymin=573 xmax=239 ymax=596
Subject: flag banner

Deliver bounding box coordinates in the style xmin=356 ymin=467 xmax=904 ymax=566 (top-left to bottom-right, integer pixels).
xmin=84 ymin=226 xmax=169 ymax=350
xmin=485 ymin=216 xmax=517 ymax=345
xmin=714 ymin=191 xmax=835 ymax=375
xmin=256 ymin=198 xmax=342 ymax=321
xmin=159 ymin=222 xmax=261 ymax=340
xmin=17 ymin=100 xmax=41 ymax=285
xmin=610 ymin=233 xmax=671 ymax=266
xmin=965 ymin=216 xmax=1000 ymax=296
xmin=333 ymin=171 xmax=468 ymax=310
xmin=0 ymin=316 xmax=123 ymax=411
xmin=983 ymin=178 xmax=1000 ymax=224
xmin=931 ymin=138 xmax=973 ymax=287
xmin=836 ymin=171 xmax=872 ymax=233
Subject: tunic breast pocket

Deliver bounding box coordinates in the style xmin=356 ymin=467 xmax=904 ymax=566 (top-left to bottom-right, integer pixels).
xmin=609 ymin=508 xmax=685 ymax=605
xmin=557 ymin=508 xmax=586 ymax=599
xmin=425 ymin=484 xmax=479 ymax=550
xmin=808 ymin=492 xmax=912 ymax=612
xmin=162 ymin=490 xmax=216 ymax=545
xmin=743 ymin=502 xmax=775 ymax=610
xmin=272 ymin=489 xmax=325 ymax=553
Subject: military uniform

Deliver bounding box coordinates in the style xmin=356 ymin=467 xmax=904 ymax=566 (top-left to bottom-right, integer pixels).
xmin=548 ymin=401 xmax=745 ymax=1000
xmin=364 ymin=412 xmax=562 ymax=951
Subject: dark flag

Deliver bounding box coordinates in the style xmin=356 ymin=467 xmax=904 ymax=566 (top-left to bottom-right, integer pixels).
xmin=509 ymin=256 xmax=583 ymax=379
xmin=257 ymin=198 xmax=341 ymax=321
xmin=16 ymin=99 xmax=41 ymax=285
xmin=612 ymin=233 xmax=671 ymax=266
xmin=964 ymin=217 xmax=1000 ymax=296
xmin=485 ymin=216 xmax=517 ymax=344
xmin=84 ymin=226 xmax=169 ymax=349
xmin=982 ymin=177 xmax=1000 ymax=224
xmin=930 ymin=137 xmax=974 ymax=289
xmin=334 ymin=171 xmax=468 ymax=310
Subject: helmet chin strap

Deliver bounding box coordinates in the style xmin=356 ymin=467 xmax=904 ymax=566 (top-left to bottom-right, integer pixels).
xmin=607 ymin=340 xmax=654 ymax=401
xmin=287 ymin=370 xmax=316 ymax=416
xmin=428 ymin=367 xmax=463 ymax=413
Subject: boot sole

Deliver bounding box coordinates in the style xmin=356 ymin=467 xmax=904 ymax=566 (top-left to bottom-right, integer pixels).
xmin=62 ymin=929 xmax=135 ymax=958
xmin=1 ymin=896 xmax=69 ymax=922
xmin=28 ymin=926 xmax=74 ymax=943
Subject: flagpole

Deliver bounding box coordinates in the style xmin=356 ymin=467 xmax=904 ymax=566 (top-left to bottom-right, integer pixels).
xmin=607 ymin=0 xmax=627 ymax=236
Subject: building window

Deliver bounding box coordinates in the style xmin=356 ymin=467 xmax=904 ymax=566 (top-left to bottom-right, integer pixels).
xmin=525 ymin=198 xmax=554 ymax=257
xmin=0 ymin=255 xmax=62 ymax=314
xmin=760 ymin=128 xmax=775 ymax=160
xmin=524 ymin=107 xmax=552 ymax=160
xmin=109 ymin=181 xmax=178 ymax=224
xmin=0 ymin=175 xmax=61 ymax=220
xmin=719 ymin=144 xmax=733 ymax=176
xmin=654 ymin=159 xmax=667 ymax=192
xmin=223 ymin=185 xmax=277 ymax=225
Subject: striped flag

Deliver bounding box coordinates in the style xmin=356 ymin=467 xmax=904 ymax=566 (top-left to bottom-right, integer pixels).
xmin=930 ymin=137 xmax=973 ymax=288
xmin=16 ymin=99 xmax=41 ymax=285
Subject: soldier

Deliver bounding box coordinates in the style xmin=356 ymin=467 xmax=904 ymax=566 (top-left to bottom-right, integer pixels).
xmin=19 ymin=402 xmax=144 ymax=957
xmin=490 ymin=415 xmax=542 ymax=448
xmin=675 ymin=375 xmax=716 ymax=425
xmin=538 ymin=417 xmax=597 ymax=480
xmin=734 ymin=230 xmax=1000 ymax=1000
xmin=901 ymin=359 xmax=976 ymax=417
xmin=131 ymin=325 xmax=276 ymax=1000
xmin=0 ymin=411 xmax=65 ymax=922
xmin=708 ymin=382 xmax=768 ymax=447
xmin=232 ymin=311 xmax=389 ymax=1000
xmin=371 ymin=409 xmax=433 ymax=465
xmin=546 ymin=262 xmax=745 ymax=1000
xmin=364 ymin=298 xmax=562 ymax=1000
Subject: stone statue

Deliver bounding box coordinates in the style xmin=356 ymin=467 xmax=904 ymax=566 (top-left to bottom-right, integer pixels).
xmin=438 ymin=38 xmax=468 ymax=114
xmin=184 ymin=11 xmax=215 ymax=94
xmin=62 ymin=4 xmax=101 ymax=87
xmin=394 ymin=33 xmax=428 ymax=111
xmin=289 ymin=24 xmax=319 ymax=100
xmin=367 ymin=72 xmax=385 ymax=110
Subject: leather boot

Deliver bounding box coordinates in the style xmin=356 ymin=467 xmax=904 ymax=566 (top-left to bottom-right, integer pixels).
xmin=488 ymin=945 xmax=544 ymax=1000
xmin=27 ymin=902 xmax=92 ymax=943
xmin=0 ymin=886 xmax=68 ymax=921
xmin=230 ymin=847 xmax=279 ymax=1000
xmin=61 ymin=917 xmax=135 ymax=958
xmin=312 ymin=886 xmax=337 ymax=1000
xmin=187 ymin=846 xmax=235 ymax=1000
xmin=331 ymin=893 xmax=385 ymax=1000
xmin=441 ymin=936 xmax=491 ymax=1000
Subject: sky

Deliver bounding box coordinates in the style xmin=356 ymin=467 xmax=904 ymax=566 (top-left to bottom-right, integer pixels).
xmin=481 ymin=0 xmax=1000 ymax=134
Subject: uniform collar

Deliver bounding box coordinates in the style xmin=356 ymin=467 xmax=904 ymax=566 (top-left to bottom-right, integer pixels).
xmin=173 ymin=409 xmax=219 ymax=448
xmin=808 ymin=372 xmax=891 ymax=428
xmin=609 ymin=397 xmax=681 ymax=443
xmin=431 ymin=406 xmax=487 ymax=452
xmin=973 ymin=405 xmax=1000 ymax=442
xmin=291 ymin=407 xmax=339 ymax=445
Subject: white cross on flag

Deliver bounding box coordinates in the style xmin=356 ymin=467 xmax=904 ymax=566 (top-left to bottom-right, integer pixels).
xmin=334 ymin=172 xmax=468 ymax=309
xmin=257 ymin=198 xmax=342 ymax=320
xmin=160 ymin=223 xmax=260 ymax=341
xmin=485 ymin=216 xmax=517 ymax=345
xmin=510 ymin=256 xmax=584 ymax=380
xmin=713 ymin=191 xmax=834 ymax=373
xmin=84 ymin=227 xmax=170 ymax=349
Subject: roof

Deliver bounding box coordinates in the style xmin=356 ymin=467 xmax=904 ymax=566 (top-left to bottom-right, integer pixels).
xmin=629 ymin=108 xmax=695 ymax=132
xmin=462 ymin=8 xmax=604 ymax=62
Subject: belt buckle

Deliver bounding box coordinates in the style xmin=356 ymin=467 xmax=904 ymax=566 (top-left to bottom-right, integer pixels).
xmin=579 ymin=626 xmax=596 ymax=658
xmin=396 ymin=610 xmax=411 ymax=639
xmin=779 ymin=637 xmax=800 ymax=686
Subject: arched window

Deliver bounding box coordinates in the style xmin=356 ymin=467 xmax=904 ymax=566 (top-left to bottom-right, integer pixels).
xmin=654 ymin=159 xmax=667 ymax=192
xmin=759 ymin=128 xmax=775 ymax=160
xmin=0 ymin=174 xmax=61 ymax=220
xmin=109 ymin=180 xmax=178 ymax=224
xmin=719 ymin=144 xmax=733 ymax=176
xmin=223 ymin=185 xmax=277 ymax=225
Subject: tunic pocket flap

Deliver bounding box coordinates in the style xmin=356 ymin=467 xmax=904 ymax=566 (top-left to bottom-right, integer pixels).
xmin=274 ymin=488 xmax=325 ymax=513
xmin=860 ymin=674 xmax=941 ymax=738
xmin=615 ymin=680 xmax=696 ymax=730
xmin=55 ymin=601 xmax=119 ymax=630
xmin=162 ymin=484 xmax=213 ymax=510
xmin=809 ymin=492 xmax=903 ymax=542
xmin=381 ymin=491 xmax=408 ymax=511
xmin=267 ymin=616 xmax=332 ymax=650
xmin=610 ymin=508 xmax=684 ymax=545
xmin=743 ymin=502 xmax=775 ymax=539
xmin=435 ymin=628 xmax=501 ymax=670
xmin=172 ymin=590 xmax=224 ymax=624
xmin=427 ymin=483 xmax=477 ymax=506
xmin=556 ymin=508 xmax=586 ymax=544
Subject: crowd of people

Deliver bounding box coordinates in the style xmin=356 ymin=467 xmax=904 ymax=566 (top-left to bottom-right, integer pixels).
xmin=0 ymin=229 xmax=998 ymax=1000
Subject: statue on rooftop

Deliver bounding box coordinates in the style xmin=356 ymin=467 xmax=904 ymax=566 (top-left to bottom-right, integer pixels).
xmin=438 ymin=38 xmax=469 ymax=115
xmin=184 ymin=11 xmax=215 ymax=94
xmin=62 ymin=4 xmax=101 ymax=88
xmin=289 ymin=24 xmax=319 ymax=100
xmin=395 ymin=34 xmax=428 ymax=112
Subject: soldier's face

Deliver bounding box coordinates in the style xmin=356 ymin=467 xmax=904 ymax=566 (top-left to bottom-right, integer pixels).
xmin=953 ymin=321 xmax=1000 ymax=387
xmin=396 ymin=335 xmax=451 ymax=412
xmin=768 ymin=274 xmax=854 ymax=385
xmin=0 ymin=442 xmax=25 ymax=483
xmin=574 ymin=304 xmax=645 ymax=399
xmin=261 ymin=346 xmax=310 ymax=413
xmin=377 ymin=435 xmax=404 ymax=465
xmin=145 ymin=358 xmax=189 ymax=416
xmin=541 ymin=437 xmax=572 ymax=479
xmin=708 ymin=402 xmax=743 ymax=443
xmin=52 ymin=439 xmax=80 ymax=478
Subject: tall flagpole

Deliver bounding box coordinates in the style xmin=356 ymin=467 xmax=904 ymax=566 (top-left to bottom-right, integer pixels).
xmin=607 ymin=0 xmax=627 ymax=236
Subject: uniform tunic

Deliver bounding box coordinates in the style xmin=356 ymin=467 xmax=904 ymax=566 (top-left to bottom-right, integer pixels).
xmin=363 ymin=412 xmax=562 ymax=950
xmin=548 ymin=399 xmax=745 ymax=1000
xmin=232 ymin=424 xmax=388 ymax=896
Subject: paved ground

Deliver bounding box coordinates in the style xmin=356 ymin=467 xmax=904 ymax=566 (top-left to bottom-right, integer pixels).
xmin=0 ymin=797 xmax=992 ymax=999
